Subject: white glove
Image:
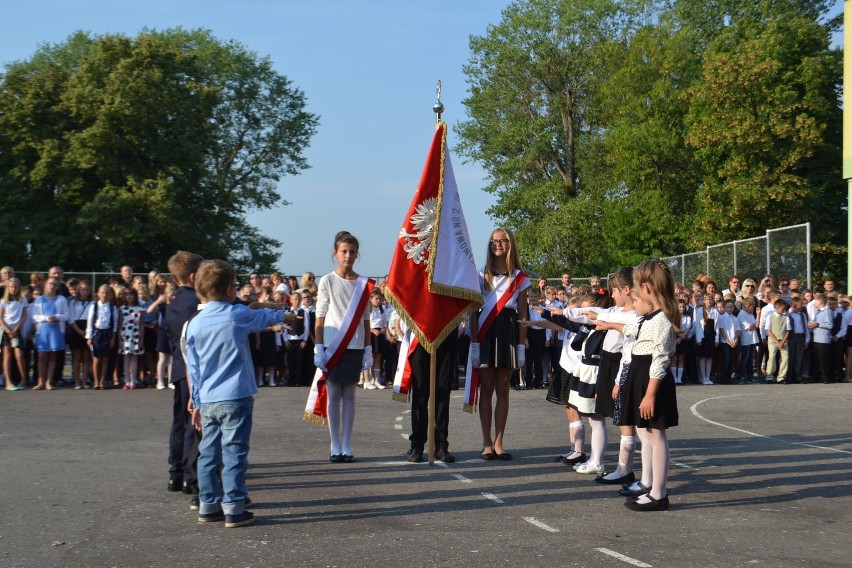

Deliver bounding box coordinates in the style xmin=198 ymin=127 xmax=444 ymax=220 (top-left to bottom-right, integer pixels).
xmin=362 ymin=346 xmax=373 ymax=371
xmin=313 ymin=344 xmax=327 ymax=371
xmin=470 ymin=343 xmax=480 ymax=368
xmin=516 ymin=344 xmax=526 ymax=367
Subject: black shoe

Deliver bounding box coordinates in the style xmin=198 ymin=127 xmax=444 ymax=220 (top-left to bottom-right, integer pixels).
xmin=182 ymin=481 xmax=196 ymax=495
xmin=624 ymin=494 xmax=669 ymax=511
xmin=481 ymin=449 xmax=496 ymax=461
xmin=168 ymin=478 xmax=183 ymax=492
xmin=595 ymin=471 xmax=635 ymax=485
xmin=197 ymin=510 xmax=225 ymax=523
xmin=225 ymin=511 xmax=255 ymax=528
xmin=245 ymin=496 xmax=253 ymax=509
xmin=435 ymin=449 xmax=456 ymax=463
xmin=561 ymin=453 xmax=587 ymax=465
xmin=189 ymin=495 xmax=200 ymax=510
xmin=618 ymin=482 xmax=651 ymax=497
xmin=496 ymin=452 xmax=512 ymax=461
xmin=407 ymin=447 xmax=424 ymax=463
xmin=342 ymin=454 xmax=355 ymax=463
xmin=329 ymin=454 xmax=344 ymax=463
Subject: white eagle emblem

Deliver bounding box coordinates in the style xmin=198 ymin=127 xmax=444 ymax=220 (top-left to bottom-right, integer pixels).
xmin=399 ymin=197 xmax=436 ymax=267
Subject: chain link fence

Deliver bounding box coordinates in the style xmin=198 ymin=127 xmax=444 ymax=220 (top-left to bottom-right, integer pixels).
xmin=661 ymin=223 xmax=811 ymax=289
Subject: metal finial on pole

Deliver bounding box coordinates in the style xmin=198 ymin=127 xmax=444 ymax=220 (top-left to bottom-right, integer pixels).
xmin=433 ymin=80 xmax=444 ymax=123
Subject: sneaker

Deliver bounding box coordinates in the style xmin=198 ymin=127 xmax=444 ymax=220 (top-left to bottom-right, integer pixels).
xmin=189 ymin=495 xmax=200 ymax=510
xmin=197 ymin=510 xmax=225 ymax=523
xmin=156 ymin=383 xmax=167 ymax=390
xmin=700 ymin=378 xmax=714 ymax=385
xmin=435 ymin=448 xmax=456 ymax=463
xmin=376 ymin=381 xmax=386 ymax=390
xmin=575 ymin=462 xmax=605 ymax=475
xmin=269 ymin=379 xmax=277 ymax=387
xmin=407 ymin=447 xmax=424 ymax=463
xmin=572 ymin=460 xmax=588 ymax=471
xmin=365 ymin=382 xmax=377 ymax=390
xmin=224 ymin=511 xmax=255 ymax=528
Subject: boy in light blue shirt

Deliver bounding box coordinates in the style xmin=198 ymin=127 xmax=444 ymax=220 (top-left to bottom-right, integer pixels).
xmin=186 ymin=260 xmax=292 ymax=528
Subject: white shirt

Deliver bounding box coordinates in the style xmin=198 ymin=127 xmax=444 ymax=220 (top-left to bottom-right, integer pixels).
xmin=316 ymin=272 xmax=369 ymax=350
xmin=1 ymin=298 xmax=28 ymax=327
xmin=479 ymin=270 xmax=530 ymax=311
xmin=85 ymin=301 xmax=118 ymax=338
xmin=623 ymin=310 xmax=675 ymax=380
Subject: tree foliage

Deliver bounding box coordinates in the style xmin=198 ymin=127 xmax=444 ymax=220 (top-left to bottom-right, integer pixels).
xmin=0 ymin=28 xmax=319 ymax=272
xmin=457 ymin=0 xmax=843 ymax=283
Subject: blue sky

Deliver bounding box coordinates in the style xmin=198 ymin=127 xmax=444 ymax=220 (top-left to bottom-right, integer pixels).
xmin=1 ymin=1 xmax=844 ymax=277
xmin=0 ymin=0 xmax=513 ymax=276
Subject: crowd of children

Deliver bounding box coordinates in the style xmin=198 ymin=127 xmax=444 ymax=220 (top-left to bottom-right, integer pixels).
xmin=1 ymin=254 xmax=848 ymax=520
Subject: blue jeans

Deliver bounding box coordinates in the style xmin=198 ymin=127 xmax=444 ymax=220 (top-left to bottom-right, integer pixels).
xmin=198 ymin=397 xmax=253 ymax=515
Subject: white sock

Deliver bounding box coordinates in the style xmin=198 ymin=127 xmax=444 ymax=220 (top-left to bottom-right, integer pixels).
xmin=673 ymin=366 xmax=682 ymax=383
xmin=603 ymin=435 xmax=635 ymax=479
xmin=569 ymin=420 xmax=585 ymax=454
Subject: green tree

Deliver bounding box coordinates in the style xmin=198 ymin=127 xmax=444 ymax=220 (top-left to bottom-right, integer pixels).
xmin=0 ymin=28 xmax=319 ymax=272
xmin=683 ymin=6 xmax=843 ymax=254
xmin=456 ymin=0 xmax=637 ymax=274
xmin=595 ymin=21 xmax=703 ymax=266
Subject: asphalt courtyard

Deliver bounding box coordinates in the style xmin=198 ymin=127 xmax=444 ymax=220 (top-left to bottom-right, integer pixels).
xmin=1 ymin=380 xmax=850 ymax=568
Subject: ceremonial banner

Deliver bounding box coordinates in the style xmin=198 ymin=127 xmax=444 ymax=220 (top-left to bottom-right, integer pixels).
xmin=385 ymin=122 xmax=482 ymax=355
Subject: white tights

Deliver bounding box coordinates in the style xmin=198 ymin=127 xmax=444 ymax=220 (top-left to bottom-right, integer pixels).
xmin=698 ymin=357 xmax=713 ymax=381
xmin=326 ymin=381 xmax=356 ymax=456
xmin=588 ymin=417 xmax=607 ymax=467
xmin=157 ymin=352 xmax=172 ymax=387
xmin=124 ymin=354 xmax=139 ymax=386
xmin=636 ymin=427 xmax=669 ymax=502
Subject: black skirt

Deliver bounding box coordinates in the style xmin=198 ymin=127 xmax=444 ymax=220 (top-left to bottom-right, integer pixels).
xmin=326 ymin=349 xmax=363 ymax=384
xmin=594 ymin=350 xmax=622 ymax=417
xmin=696 ymin=319 xmax=716 ymax=358
xmin=620 ymin=353 xmax=678 ymax=429
xmin=478 ymin=308 xmax=519 ymax=369
xmin=256 ymin=330 xmax=278 ymax=367
xmin=66 ymin=320 xmax=87 ymax=350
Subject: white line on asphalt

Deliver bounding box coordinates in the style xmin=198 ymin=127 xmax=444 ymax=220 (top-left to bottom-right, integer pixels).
xmin=480 ymin=492 xmax=504 ymax=504
xmin=395 ymin=416 xmax=403 ymax=421
xmin=670 ymin=460 xmax=696 ymax=470
xmin=451 ymin=473 xmax=472 ymax=483
xmin=400 ymin=433 xmax=409 ymax=440
xmin=595 ymin=547 xmax=653 ymax=567
xmin=522 ymin=517 xmax=559 ymax=533
xmin=394 ymin=424 xmax=403 ymax=430
xmin=691 ymin=395 xmax=852 ymax=455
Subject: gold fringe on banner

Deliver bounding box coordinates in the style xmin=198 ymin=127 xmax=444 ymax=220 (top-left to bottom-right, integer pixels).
xmin=392 ymin=392 xmax=410 ymax=403
xmin=463 ymin=404 xmax=477 ymax=414
xmin=303 ymin=413 xmax=326 ymax=426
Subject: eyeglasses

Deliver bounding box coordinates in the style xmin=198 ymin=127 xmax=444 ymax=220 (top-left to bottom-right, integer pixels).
xmin=308 ymin=276 xmax=315 ymax=280
xmin=744 ymin=284 xmax=755 ymax=287
xmin=490 ymin=239 xmax=509 ymax=246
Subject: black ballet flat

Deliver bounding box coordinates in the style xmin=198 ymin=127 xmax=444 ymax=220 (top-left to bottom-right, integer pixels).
xmin=342 ymin=454 xmax=355 ymax=463
xmin=624 ymin=494 xmax=669 ymax=511
xmin=561 ymin=453 xmax=587 ymax=465
xmin=595 ymin=471 xmax=636 ymax=485
xmin=496 ymin=452 xmax=512 ymax=461
xmin=329 ymin=454 xmax=344 ymax=463
xmin=481 ymin=449 xmax=496 ymax=461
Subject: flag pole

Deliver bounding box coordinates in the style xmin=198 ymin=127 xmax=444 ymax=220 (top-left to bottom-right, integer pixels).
xmin=427 ymin=80 xmax=443 ymax=465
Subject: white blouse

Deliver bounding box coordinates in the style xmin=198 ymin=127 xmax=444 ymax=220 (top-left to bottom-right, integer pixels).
xmin=315 ymin=272 xmax=368 ymax=350
xmin=623 ymin=310 xmax=675 ymax=380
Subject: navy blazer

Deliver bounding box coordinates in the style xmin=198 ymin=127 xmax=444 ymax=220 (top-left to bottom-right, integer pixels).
xmin=163 ymin=285 xmax=199 ymax=383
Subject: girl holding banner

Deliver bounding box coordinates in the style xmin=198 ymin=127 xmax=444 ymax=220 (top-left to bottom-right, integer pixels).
xmin=309 ymin=231 xmax=374 ymax=463
xmin=468 ymin=227 xmax=529 ymax=461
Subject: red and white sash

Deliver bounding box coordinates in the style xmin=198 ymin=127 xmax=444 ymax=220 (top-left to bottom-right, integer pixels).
xmin=463 ymin=271 xmax=528 ymax=413
xmin=304 ymin=276 xmax=375 ymax=424
xmin=391 ymin=325 xmax=420 ymax=403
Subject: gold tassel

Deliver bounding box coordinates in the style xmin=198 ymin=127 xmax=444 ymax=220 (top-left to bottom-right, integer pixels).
xmin=392 ymin=391 xmax=410 ymax=403
xmin=303 ymin=412 xmax=326 ymax=426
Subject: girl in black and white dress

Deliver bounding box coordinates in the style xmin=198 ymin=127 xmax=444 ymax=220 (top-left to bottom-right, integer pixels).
xmin=595 ymin=260 xmax=679 ymax=511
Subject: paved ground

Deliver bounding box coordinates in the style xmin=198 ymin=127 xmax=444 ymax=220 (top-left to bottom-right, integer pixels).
xmin=1 ymin=380 xmax=850 ymax=568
